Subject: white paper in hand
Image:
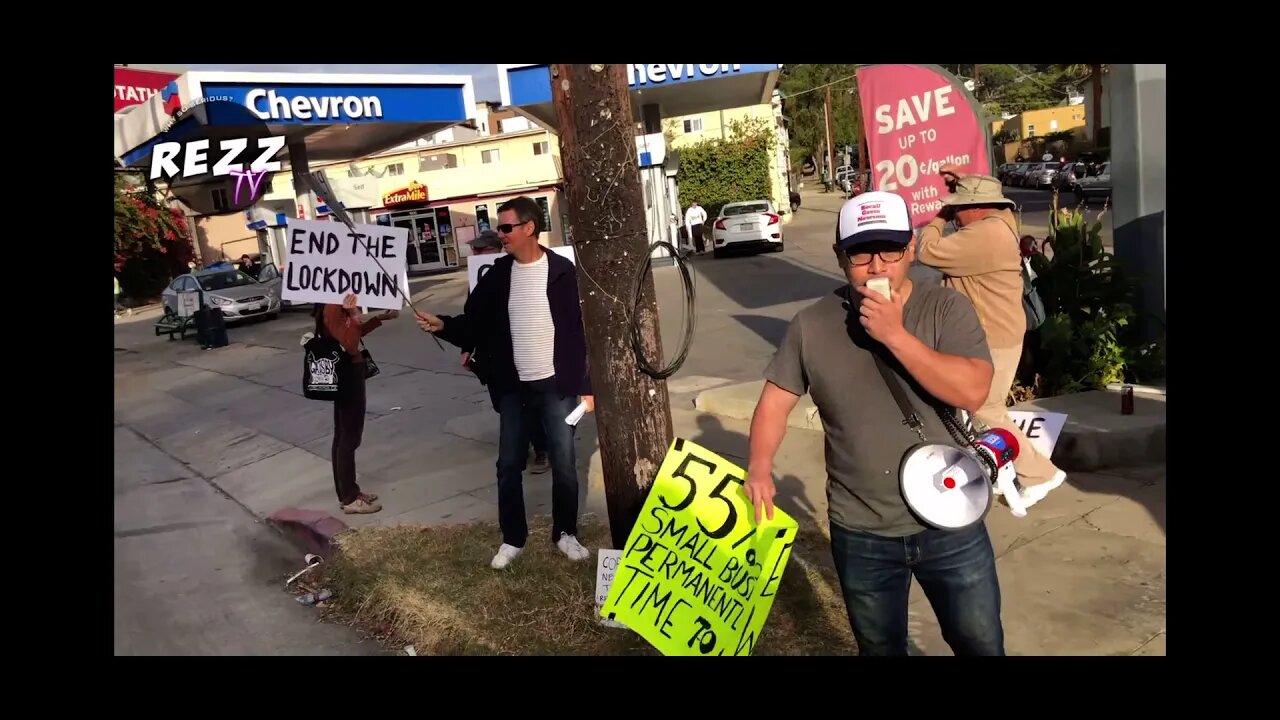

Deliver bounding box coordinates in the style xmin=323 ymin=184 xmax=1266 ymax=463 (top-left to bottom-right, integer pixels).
xmin=565 ymin=400 xmax=589 ymax=426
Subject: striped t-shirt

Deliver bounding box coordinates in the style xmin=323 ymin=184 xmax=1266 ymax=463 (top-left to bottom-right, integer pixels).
xmin=508 ymin=252 xmax=556 ymax=381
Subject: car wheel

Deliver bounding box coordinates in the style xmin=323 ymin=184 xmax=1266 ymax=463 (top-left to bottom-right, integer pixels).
xmin=267 ymin=312 xmax=280 ymax=321
xmin=772 ymin=242 xmax=784 ymax=253
xmin=713 ymin=248 xmax=726 ymax=259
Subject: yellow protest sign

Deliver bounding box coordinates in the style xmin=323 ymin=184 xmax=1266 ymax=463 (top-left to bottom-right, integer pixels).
xmin=599 ymin=438 xmax=798 ymax=656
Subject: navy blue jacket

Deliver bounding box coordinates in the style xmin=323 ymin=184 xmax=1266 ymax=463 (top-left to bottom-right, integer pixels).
xmin=436 ymin=248 xmax=591 ymax=401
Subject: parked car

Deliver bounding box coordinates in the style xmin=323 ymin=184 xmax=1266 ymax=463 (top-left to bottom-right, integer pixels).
xmin=1003 ymin=162 xmax=1033 ymax=186
xmin=1021 ymin=162 xmax=1062 ymax=189
xmin=1052 ymin=162 xmax=1091 ymax=192
xmin=162 ymin=266 xmax=283 ymax=322
xmin=1074 ymin=162 xmax=1112 ymax=204
xmin=711 ymin=200 xmax=783 ymax=258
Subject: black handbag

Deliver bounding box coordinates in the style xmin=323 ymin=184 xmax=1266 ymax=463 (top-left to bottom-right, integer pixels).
xmin=303 ymin=311 xmax=346 ymax=401
xmin=361 ymin=345 xmax=380 ymax=379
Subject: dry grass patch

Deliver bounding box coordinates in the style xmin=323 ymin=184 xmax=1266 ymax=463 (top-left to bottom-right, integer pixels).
xmin=317 ymin=514 xmax=858 ymax=655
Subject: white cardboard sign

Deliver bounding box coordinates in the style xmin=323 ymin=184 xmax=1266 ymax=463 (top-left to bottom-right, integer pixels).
xmin=282 ymin=218 xmax=410 ymax=311
xmin=177 ymin=291 xmax=200 ymax=318
xmin=467 ymin=245 xmax=576 ymax=293
xmin=1006 ymin=411 xmax=1068 ymax=459
xmin=595 ymin=549 xmax=628 ymax=629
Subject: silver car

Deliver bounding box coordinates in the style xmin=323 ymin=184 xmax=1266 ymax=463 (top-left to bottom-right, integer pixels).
xmin=162 ymin=266 xmax=283 ymax=322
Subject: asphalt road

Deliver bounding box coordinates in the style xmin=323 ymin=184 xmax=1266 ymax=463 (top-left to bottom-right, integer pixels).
xmin=1003 ymin=185 xmax=1113 ymax=249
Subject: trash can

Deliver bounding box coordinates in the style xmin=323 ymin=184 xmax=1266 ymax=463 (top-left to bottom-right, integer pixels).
xmin=194 ymin=308 xmax=229 ymax=349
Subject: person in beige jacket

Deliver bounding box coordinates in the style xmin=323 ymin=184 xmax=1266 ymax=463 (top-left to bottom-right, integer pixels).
xmin=915 ymin=167 xmax=1066 ymax=509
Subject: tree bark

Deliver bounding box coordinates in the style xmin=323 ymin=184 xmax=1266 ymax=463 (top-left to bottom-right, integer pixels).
xmin=549 ymin=64 xmax=675 ymax=551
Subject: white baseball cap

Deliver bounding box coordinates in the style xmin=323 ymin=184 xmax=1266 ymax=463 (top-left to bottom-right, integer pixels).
xmin=836 ymin=191 xmax=912 ymax=252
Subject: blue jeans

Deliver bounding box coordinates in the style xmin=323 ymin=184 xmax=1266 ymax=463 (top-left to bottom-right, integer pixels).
xmin=495 ymin=377 xmax=579 ymax=547
xmin=829 ymin=522 xmax=1005 ymax=656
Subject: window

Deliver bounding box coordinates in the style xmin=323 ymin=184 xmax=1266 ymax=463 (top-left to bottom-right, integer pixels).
xmin=475 ymin=204 xmax=490 ymax=232
xmin=196 ymin=271 xmax=257 ymax=292
xmin=535 ymin=197 xmax=552 ymax=233
xmin=724 ymin=203 xmax=770 ymax=216
xmin=257 ymin=263 xmax=280 ymax=282
xmin=533 ymin=141 xmax=549 ymax=155
xmin=682 ymin=118 xmax=704 ymax=134
xmin=1026 ymin=124 xmax=1036 ymax=137
xmin=482 ymin=149 xmax=501 ymax=164
xmin=211 ymin=187 xmax=230 ymax=212
xmin=387 ymin=162 xmax=405 ymax=176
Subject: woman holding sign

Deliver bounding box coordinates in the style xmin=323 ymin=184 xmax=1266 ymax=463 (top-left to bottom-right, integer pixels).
xmin=315 ymin=292 xmax=398 ymax=514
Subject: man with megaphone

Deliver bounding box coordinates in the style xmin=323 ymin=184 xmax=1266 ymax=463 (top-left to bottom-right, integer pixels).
xmin=745 ymin=191 xmax=1005 ymax=656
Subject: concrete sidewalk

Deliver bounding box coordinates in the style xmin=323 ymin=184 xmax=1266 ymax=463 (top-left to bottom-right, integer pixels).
xmin=115 ymin=335 xmax=1164 ymax=656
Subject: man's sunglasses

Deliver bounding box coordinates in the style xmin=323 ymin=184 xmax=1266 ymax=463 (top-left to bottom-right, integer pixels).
xmin=846 ymin=248 xmax=907 ymax=267
xmin=496 ymin=220 xmax=531 ymax=234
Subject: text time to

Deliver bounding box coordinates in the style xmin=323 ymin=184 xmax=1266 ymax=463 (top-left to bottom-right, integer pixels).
xmin=600 ymin=439 xmax=798 ymax=656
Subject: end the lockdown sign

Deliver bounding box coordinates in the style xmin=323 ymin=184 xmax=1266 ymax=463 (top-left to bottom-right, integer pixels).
xmin=283 ymin=218 xmax=410 ymax=311
xmin=600 ymin=438 xmax=798 ymax=656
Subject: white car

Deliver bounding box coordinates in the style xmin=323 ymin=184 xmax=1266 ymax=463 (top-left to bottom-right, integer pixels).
xmin=711 ymin=200 xmax=783 ymax=258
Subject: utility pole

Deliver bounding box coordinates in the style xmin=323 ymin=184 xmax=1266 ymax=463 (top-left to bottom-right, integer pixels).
xmin=1090 ymin=64 xmax=1104 ymax=147
xmin=550 ymin=64 xmax=675 ymax=551
xmin=851 ymin=84 xmax=867 ymax=185
xmin=824 ymin=86 xmax=836 ymax=190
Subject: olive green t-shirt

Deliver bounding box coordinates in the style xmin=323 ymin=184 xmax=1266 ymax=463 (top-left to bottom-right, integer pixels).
xmin=764 ymin=282 xmax=991 ymax=537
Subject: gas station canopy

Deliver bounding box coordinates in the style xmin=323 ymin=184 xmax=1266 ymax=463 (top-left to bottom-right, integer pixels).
xmin=114 ymin=71 xmax=477 ymax=169
xmin=497 ymin=64 xmax=782 ymax=130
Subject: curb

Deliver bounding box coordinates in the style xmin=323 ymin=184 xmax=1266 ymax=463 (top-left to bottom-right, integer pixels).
xmin=693 ymin=380 xmax=821 ymax=432
xmin=1053 ymin=422 xmax=1165 ymax=472
xmin=267 ymin=507 xmax=350 ymax=559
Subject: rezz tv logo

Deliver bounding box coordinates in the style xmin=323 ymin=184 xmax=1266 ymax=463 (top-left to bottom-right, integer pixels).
xmin=148 ymin=100 xmax=284 ymax=216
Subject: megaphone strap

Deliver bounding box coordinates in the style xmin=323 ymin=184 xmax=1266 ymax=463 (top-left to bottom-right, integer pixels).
xmin=872 ymin=352 xmax=1000 ymax=483
xmin=871 ymin=352 xmax=928 ymax=443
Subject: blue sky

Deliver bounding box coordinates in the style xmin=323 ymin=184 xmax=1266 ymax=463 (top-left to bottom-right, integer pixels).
xmin=181 ymin=64 xmax=502 ymax=103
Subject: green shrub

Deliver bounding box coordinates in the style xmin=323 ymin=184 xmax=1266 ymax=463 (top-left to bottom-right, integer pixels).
xmin=675 ymin=118 xmax=777 ymax=218
xmin=1022 ymin=197 xmax=1165 ymax=397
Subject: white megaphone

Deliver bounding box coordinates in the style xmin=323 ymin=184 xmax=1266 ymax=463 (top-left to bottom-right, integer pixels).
xmin=899 ymin=428 xmax=1025 ymax=530
xmin=968 ymin=428 xmax=1026 ymax=518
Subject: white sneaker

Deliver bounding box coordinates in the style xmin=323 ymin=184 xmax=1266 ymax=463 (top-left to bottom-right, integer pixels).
xmin=556 ymin=533 xmax=590 ymax=562
xmin=1020 ymin=470 xmax=1068 ymax=508
xmin=490 ymin=543 xmax=524 ymax=570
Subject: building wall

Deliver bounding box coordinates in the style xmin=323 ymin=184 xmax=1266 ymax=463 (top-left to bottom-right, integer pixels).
xmin=195 ymin=213 xmax=257 ymax=264
xmin=993 ymin=104 xmax=1087 ymax=142
xmin=991 ymin=103 xmax=1090 ymax=163
xmin=282 ymin=130 xmax=567 ymax=251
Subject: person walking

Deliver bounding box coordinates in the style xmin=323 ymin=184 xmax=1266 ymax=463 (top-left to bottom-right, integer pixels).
xmin=315 ymin=292 xmax=398 ymax=515
xmin=915 ymin=167 xmax=1067 ymax=508
xmin=685 ymin=200 xmax=708 ymax=254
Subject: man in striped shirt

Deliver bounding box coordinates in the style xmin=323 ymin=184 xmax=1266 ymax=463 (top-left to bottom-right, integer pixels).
xmin=416 ymin=197 xmax=594 ymax=570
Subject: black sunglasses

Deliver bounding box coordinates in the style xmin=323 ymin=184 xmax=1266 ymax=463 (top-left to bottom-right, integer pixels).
xmin=496 ymin=220 xmax=531 ymax=234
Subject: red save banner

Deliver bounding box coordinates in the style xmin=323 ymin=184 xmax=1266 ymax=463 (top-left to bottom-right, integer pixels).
xmin=855 ymin=65 xmax=990 ymax=227
xmin=114 ymin=67 xmax=180 ymax=112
